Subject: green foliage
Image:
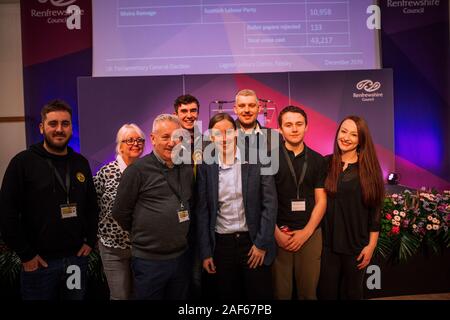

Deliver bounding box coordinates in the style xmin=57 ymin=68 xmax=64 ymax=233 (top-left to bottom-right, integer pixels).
xmin=0 ymin=245 xmax=106 ymax=284
xmin=0 ymin=246 xmax=21 ymax=285
xmin=88 ymin=249 xmax=107 ymax=282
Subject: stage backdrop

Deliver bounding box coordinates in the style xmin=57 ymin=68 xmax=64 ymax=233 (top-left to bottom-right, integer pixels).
xmin=20 ymin=0 xmax=92 ymax=151
xmin=20 ymin=1 xmax=449 ymax=190
xmin=380 ymin=0 xmax=450 ymax=190
xmin=78 ymin=69 xmax=394 ymax=177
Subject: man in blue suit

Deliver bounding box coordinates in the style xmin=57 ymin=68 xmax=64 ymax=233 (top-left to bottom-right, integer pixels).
xmin=196 ymin=112 xmax=277 ymax=300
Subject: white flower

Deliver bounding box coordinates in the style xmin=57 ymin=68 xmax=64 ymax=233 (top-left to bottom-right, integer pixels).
xmin=391 ymin=219 xmax=397 ymax=224
xmin=420 ymin=193 xmax=435 ymax=201
xmin=394 ymin=216 xmax=401 ymax=221
xmin=432 ymin=218 xmax=438 ymax=224
xmin=395 ymin=221 xmax=401 ymax=226
xmin=400 ymin=212 xmax=406 ymax=218
xmin=412 ymin=224 xmax=417 ymax=229
xmin=392 ymin=194 xmax=398 ymax=198
xmin=432 ymin=225 xmax=439 ymax=230
xmin=427 ymin=215 xmax=433 ymax=221
xmin=393 ymin=210 xmax=399 ymax=215
xmin=426 ymin=224 xmax=432 ymax=230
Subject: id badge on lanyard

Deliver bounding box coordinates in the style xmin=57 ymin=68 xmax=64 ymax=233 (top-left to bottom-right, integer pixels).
xmin=47 ymin=159 xmax=78 ymax=219
xmin=177 ymin=202 xmax=190 ymax=223
xmin=283 ymin=146 xmax=308 ymax=214
xmin=162 ymin=164 xmax=190 ymax=224
xmin=60 ymin=203 xmax=78 ymax=218
xmin=291 ymin=199 xmax=306 ymax=212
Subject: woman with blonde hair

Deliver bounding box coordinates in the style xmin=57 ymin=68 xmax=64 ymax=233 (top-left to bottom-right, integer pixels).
xmin=93 ymin=123 xmax=145 ymax=300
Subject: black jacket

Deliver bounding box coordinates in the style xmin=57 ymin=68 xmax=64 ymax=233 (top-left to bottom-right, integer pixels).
xmin=0 ymin=142 xmax=99 ymax=262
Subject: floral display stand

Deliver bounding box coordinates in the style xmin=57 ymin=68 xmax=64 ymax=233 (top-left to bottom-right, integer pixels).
xmin=365 ymin=189 xmax=450 ymax=298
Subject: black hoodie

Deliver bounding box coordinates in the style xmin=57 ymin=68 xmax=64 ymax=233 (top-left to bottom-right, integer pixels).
xmin=0 ymin=142 xmax=99 ymax=262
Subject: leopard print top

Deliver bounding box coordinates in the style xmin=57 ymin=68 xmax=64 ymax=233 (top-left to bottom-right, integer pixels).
xmin=93 ymin=158 xmax=131 ymax=249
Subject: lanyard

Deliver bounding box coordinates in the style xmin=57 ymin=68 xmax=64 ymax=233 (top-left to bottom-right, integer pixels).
xmin=282 ymin=145 xmax=308 ymax=199
xmin=161 ymin=165 xmax=184 ymax=208
xmin=47 ymin=159 xmax=70 ymax=204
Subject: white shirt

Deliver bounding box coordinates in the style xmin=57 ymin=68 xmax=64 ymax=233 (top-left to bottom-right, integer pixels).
xmin=116 ymin=154 xmax=127 ymax=173
xmin=215 ymin=151 xmax=248 ymax=234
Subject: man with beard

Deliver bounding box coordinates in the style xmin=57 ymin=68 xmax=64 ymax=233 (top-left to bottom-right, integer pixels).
xmin=233 ymin=89 xmax=279 ymax=176
xmin=0 ymin=99 xmax=98 ymax=300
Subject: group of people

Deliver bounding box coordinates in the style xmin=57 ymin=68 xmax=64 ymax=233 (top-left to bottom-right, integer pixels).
xmin=0 ymin=89 xmax=384 ymax=300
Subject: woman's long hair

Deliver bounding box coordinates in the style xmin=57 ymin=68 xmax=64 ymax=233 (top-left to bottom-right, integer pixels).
xmin=325 ymin=116 xmax=384 ymax=207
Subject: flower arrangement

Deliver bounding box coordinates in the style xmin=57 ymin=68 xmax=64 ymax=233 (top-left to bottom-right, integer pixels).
xmin=377 ymin=189 xmax=450 ymax=263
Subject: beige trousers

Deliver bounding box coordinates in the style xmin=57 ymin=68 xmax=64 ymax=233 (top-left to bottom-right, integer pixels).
xmin=272 ymin=228 xmax=322 ymax=300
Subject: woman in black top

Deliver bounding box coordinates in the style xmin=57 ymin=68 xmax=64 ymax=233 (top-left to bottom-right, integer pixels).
xmin=318 ymin=116 xmax=384 ymax=300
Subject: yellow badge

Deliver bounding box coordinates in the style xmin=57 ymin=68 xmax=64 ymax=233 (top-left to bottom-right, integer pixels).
xmin=193 ymin=150 xmax=203 ymax=163
xmin=76 ymin=172 xmax=86 ymax=183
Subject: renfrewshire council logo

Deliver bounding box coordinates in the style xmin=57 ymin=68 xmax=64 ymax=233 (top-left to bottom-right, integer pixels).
xmin=32 ymin=0 xmax=83 ymax=30
xmin=353 ymin=79 xmax=384 ymax=102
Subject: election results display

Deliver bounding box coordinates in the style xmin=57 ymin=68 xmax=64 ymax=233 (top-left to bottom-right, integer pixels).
xmin=93 ymin=0 xmax=380 ymax=76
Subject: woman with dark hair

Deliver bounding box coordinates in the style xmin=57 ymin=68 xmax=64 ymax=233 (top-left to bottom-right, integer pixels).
xmin=196 ymin=112 xmax=277 ymax=300
xmin=318 ymin=115 xmax=384 ymax=300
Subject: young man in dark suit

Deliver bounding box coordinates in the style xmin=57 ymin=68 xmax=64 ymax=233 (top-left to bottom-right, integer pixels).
xmin=196 ymin=112 xmax=277 ymax=300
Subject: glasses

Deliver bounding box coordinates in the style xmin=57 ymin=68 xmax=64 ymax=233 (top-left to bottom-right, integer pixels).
xmin=122 ymin=138 xmax=145 ymax=145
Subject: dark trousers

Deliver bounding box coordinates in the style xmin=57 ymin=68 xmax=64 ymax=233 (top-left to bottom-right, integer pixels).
xmin=318 ymin=246 xmax=366 ymax=300
xmin=131 ymin=250 xmax=191 ymax=300
xmin=187 ymin=245 xmax=202 ymax=300
xmin=213 ymin=232 xmax=272 ymax=300
xmin=20 ymin=255 xmax=88 ymax=300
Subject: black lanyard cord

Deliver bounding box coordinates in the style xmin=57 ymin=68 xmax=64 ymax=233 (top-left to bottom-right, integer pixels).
xmin=161 ymin=165 xmax=184 ymax=207
xmin=46 ymin=159 xmax=70 ymax=204
xmin=282 ymin=145 xmax=308 ymax=199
